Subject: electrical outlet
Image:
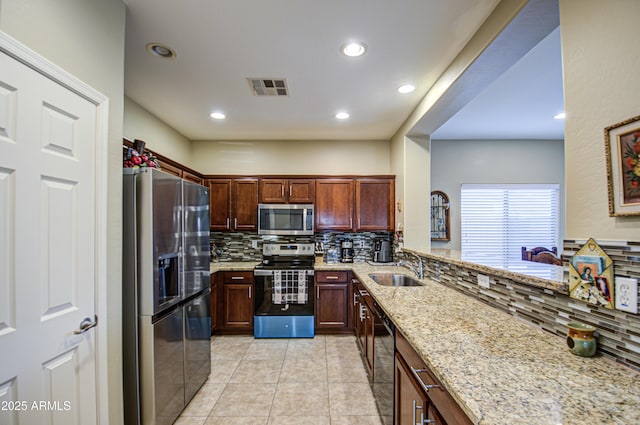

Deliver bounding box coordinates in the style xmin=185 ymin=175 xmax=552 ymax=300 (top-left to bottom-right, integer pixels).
xmin=251 ymin=240 xmax=259 ymax=249
xmin=615 ymin=276 xmax=638 ymax=314
xmin=477 ymin=274 xmax=490 ymax=289
xmin=358 ymin=240 xmax=365 ymax=248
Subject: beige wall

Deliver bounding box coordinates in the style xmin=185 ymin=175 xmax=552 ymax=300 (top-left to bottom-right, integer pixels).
xmin=560 ymin=0 xmax=640 ymax=240
xmin=192 ymin=139 xmax=391 ymax=175
xmin=124 ymin=96 xmax=192 ymax=166
xmin=431 ymin=139 xmax=565 ymax=251
xmin=0 ymin=0 xmax=126 ymax=423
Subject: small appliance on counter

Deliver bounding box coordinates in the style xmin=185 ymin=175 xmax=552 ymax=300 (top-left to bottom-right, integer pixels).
xmin=372 ymin=238 xmax=393 ymax=263
xmin=340 ymin=240 xmax=354 ymax=263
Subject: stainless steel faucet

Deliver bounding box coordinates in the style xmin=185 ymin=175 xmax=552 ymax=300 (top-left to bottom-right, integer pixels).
xmin=399 ymin=252 xmax=424 ymax=279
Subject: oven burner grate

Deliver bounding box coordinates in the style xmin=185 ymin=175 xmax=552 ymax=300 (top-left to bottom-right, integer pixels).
xmin=272 ymin=270 xmax=310 ymax=305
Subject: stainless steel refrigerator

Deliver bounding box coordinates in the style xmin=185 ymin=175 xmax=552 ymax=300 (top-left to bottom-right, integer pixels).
xmin=123 ymin=167 xmax=211 ymax=425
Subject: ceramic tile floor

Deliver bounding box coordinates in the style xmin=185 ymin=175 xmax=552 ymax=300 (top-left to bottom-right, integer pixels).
xmin=175 ymin=334 xmax=386 ymax=425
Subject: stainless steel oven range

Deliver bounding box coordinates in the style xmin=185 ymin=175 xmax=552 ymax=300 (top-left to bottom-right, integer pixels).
xmin=254 ymin=243 xmax=315 ymax=338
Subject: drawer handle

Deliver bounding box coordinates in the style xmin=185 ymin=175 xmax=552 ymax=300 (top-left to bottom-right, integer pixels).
xmin=413 ymin=399 xmax=421 ymax=425
xmin=410 ymin=367 xmax=441 ymax=393
xmin=231 ymin=276 xmax=245 ymax=280
xmin=325 ymin=276 xmax=339 ymax=280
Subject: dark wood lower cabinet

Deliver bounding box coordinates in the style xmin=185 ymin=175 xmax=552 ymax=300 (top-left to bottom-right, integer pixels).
xmin=315 ymin=283 xmax=349 ymax=329
xmin=395 ymin=352 xmax=429 ymax=425
xmin=215 ymin=271 xmax=254 ymax=334
xmin=395 ymin=331 xmax=472 ymax=425
xmin=314 ymin=271 xmax=353 ymax=333
xmin=223 ymin=283 xmax=254 ymax=328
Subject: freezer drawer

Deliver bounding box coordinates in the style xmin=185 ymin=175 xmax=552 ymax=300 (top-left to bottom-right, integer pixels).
xmin=139 ymin=307 xmax=185 ymax=425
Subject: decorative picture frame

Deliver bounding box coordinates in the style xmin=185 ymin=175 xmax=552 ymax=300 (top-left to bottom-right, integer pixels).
xmin=604 ymin=114 xmax=640 ymax=216
xmin=568 ymin=238 xmax=614 ymax=309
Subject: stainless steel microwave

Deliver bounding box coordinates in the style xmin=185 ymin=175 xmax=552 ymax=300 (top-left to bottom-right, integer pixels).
xmin=258 ymin=204 xmax=314 ymax=235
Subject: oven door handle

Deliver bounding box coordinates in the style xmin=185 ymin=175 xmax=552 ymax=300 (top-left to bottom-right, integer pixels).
xmin=254 ymin=269 xmax=314 ymax=276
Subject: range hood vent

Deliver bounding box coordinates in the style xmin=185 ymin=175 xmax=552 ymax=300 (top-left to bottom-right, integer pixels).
xmin=247 ymin=78 xmax=289 ymax=96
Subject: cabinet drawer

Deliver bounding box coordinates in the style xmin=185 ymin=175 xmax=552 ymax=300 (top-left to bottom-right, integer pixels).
xmin=316 ymin=271 xmax=349 ymax=283
xmin=223 ymin=271 xmax=254 ymax=284
xmin=396 ymin=331 xmax=472 ymax=425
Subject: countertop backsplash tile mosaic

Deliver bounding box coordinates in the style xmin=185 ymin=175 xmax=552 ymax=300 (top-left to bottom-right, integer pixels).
xmin=209 ymin=231 xmax=395 ymax=263
xmin=417 ymin=239 xmax=640 ymax=370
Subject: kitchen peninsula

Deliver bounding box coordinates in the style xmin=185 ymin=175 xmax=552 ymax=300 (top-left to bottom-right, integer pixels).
xmin=210 ymin=257 xmax=640 ymax=424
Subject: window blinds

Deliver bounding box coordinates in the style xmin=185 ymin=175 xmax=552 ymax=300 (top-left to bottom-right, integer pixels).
xmin=460 ymin=184 xmax=560 ymax=263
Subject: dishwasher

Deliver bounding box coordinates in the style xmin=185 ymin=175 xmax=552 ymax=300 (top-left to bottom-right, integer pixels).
xmin=371 ymin=299 xmax=395 ymax=424
xmin=354 ymin=279 xmax=395 ymax=424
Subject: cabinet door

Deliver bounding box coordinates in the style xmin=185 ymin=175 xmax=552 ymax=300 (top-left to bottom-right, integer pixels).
xmin=259 ymin=178 xmax=287 ymax=203
xmin=157 ymin=160 xmax=183 ymax=177
xmin=395 ymin=353 xmax=430 ymax=425
xmin=223 ymin=283 xmax=254 ymax=328
xmin=356 ymin=178 xmax=394 ymax=231
xmin=208 ymin=179 xmax=231 ymax=231
xmin=183 ymin=170 xmax=204 ymax=186
xmin=315 ymin=283 xmax=349 ymax=329
xmin=427 ymin=404 xmax=446 ymax=425
xmin=315 ymin=178 xmax=354 ymax=231
xmin=232 ymin=178 xmax=258 ymax=231
xmin=288 ymin=179 xmax=315 ymax=203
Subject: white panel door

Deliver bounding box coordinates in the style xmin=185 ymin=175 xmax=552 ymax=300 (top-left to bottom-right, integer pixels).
xmin=0 ymin=43 xmax=100 ymax=424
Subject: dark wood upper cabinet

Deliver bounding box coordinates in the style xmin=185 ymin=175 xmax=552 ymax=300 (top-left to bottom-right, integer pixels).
xmin=355 ymin=178 xmax=395 ymax=231
xmin=315 ymin=179 xmax=354 ymax=231
xmin=288 ymin=179 xmax=315 ymax=203
xmin=157 ymin=159 xmax=182 ymax=178
xmin=259 ymin=178 xmax=315 ymax=204
xmin=232 ymin=178 xmax=258 ymax=231
xmin=207 ymin=178 xmax=258 ymax=231
xmin=208 ymin=179 xmax=232 ymax=231
xmin=182 ymin=170 xmax=204 ymax=186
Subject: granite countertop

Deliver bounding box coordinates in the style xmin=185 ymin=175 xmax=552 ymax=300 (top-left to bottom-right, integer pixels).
xmin=209 ymin=259 xmax=640 ymax=423
xmin=210 ymin=261 xmax=260 ymax=273
xmin=348 ymin=263 xmax=640 ymax=425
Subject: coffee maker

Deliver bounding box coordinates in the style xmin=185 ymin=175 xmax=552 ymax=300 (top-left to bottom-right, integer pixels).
xmin=372 ymin=239 xmax=393 ymax=263
xmin=340 ymin=240 xmax=354 ymax=263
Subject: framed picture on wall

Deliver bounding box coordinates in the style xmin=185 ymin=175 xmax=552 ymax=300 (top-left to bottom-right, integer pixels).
xmin=605 ymin=114 xmax=640 ymax=216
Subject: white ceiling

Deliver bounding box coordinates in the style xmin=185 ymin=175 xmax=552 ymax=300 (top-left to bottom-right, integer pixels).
xmin=432 ymin=26 xmax=564 ymax=140
xmin=123 ymin=0 xmax=563 ymax=142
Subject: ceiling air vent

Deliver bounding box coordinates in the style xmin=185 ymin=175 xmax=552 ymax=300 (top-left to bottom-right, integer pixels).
xmin=247 ymin=78 xmax=289 ymax=96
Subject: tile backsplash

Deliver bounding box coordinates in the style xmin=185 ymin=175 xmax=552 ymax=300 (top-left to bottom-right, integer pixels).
xmin=209 ymin=231 xmax=396 ymax=263
xmin=407 ymin=239 xmax=640 ymax=371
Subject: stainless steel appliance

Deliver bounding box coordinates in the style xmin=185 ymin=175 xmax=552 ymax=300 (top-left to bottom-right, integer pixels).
xmin=355 ymin=279 xmax=394 ymax=423
xmin=341 ymin=240 xmax=354 ymax=263
xmin=257 ymin=203 xmax=314 ymax=236
xmin=254 ymin=243 xmax=315 ymax=338
xmin=373 ymin=239 xmax=393 ymax=263
xmin=123 ymin=168 xmax=211 ymax=425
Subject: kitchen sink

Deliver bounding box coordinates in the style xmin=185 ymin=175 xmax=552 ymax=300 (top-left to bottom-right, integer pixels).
xmin=368 ymin=273 xmax=423 ymax=287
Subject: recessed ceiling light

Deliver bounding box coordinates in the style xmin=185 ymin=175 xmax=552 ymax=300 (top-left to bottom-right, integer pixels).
xmin=553 ymin=112 xmax=566 ymax=120
xmin=145 ymin=42 xmax=176 ymax=59
xmin=335 ymin=112 xmax=350 ymax=120
xmin=210 ymin=112 xmax=226 ymax=120
xmin=397 ymin=84 xmax=416 ymax=94
xmin=341 ymin=41 xmax=367 ymax=57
